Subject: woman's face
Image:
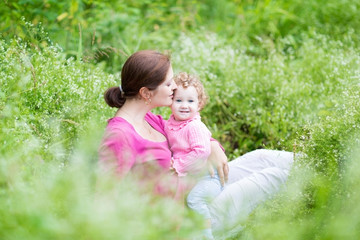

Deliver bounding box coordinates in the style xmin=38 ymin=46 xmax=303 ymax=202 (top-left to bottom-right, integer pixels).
xmin=151 ymin=65 xmax=177 ymax=107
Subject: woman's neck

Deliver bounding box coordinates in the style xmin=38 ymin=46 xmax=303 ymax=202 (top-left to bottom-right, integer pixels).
xmin=115 ymin=99 xmax=166 ymax=142
xmin=115 ymin=99 xmax=149 ymax=123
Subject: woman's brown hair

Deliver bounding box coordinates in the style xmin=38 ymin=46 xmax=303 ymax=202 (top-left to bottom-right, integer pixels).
xmin=104 ymin=50 xmax=171 ymax=108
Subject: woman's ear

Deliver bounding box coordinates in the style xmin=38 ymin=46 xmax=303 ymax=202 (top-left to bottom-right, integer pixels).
xmin=139 ymin=87 xmax=152 ymax=99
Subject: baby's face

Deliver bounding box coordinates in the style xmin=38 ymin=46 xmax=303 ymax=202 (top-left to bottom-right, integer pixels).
xmin=171 ymin=85 xmax=200 ymax=121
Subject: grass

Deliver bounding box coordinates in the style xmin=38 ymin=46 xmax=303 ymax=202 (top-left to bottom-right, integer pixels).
xmin=1 ymin=1 xmax=360 ymax=239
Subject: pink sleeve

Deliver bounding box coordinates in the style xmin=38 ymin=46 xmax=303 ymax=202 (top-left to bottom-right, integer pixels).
xmin=98 ymin=129 xmax=137 ymax=177
xmin=145 ymin=112 xmax=167 ymax=135
xmin=172 ymin=122 xmax=211 ymax=176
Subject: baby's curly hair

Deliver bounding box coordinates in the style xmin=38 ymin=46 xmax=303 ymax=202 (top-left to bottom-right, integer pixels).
xmin=173 ymin=72 xmax=208 ymax=111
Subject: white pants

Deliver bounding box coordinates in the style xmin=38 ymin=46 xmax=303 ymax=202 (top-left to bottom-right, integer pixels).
xmin=209 ymin=149 xmax=294 ymax=236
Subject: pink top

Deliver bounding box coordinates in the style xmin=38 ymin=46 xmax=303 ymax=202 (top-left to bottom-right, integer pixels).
xmin=99 ymin=111 xmax=222 ymax=200
xmin=164 ymin=113 xmax=211 ymax=177
xmin=99 ymin=112 xmax=180 ymax=198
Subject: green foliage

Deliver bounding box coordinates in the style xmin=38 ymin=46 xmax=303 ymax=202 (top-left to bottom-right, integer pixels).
xmin=1 ymin=1 xmax=360 ymax=239
xmin=301 ymin=86 xmax=360 ymax=179
xmin=244 ymin=128 xmax=360 ymax=240
xmin=169 ymin=31 xmax=360 ymax=158
xmin=1 ymin=0 xmax=359 ymax=71
xmin=0 ymin=36 xmax=115 ymax=163
xmin=236 ymin=81 xmax=360 ymax=240
xmin=0 ymin=37 xmax=202 ymax=240
xmin=0 ymin=139 xmax=198 ymax=240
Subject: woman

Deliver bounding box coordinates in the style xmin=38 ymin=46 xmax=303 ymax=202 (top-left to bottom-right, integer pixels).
xmin=99 ymin=50 xmax=293 ymax=238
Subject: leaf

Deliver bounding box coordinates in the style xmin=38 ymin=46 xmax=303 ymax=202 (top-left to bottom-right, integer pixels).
xmin=56 ymin=12 xmax=68 ymax=22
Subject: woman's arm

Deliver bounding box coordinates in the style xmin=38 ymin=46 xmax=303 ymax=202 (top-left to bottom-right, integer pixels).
xmin=208 ymin=141 xmax=229 ymax=186
xmin=99 ymin=128 xmax=136 ymax=177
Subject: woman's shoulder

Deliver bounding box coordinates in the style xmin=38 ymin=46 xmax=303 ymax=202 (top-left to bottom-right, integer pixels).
xmin=145 ymin=111 xmax=166 ymax=132
xmin=145 ymin=111 xmax=165 ymax=122
xmin=106 ymin=117 xmax=135 ymax=134
xmin=107 ymin=116 xmax=130 ymax=127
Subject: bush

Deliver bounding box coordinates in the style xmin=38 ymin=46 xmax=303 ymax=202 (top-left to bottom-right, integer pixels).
xmin=1 ymin=1 xmax=360 ymax=239
xmin=0 ymin=36 xmax=203 ymax=240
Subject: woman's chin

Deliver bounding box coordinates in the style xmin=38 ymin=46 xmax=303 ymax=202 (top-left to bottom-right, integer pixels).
xmin=156 ymin=102 xmax=172 ymax=108
xmin=165 ymin=100 xmax=173 ymax=106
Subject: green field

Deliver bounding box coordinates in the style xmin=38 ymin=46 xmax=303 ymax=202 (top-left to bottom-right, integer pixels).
xmin=1 ymin=0 xmax=360 ymax=239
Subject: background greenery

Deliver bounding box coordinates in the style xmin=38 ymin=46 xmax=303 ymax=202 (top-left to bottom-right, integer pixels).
xmin=1 ymin=0 xmax=360 ymax=239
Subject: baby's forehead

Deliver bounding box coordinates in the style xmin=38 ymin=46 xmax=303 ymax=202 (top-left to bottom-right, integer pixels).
xmin=175 ymin=85 xmax=196 ymax=91
xmin=174 ymin=85 xmax=198 ymax=95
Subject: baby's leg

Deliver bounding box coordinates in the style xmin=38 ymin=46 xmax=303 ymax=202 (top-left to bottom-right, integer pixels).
xmin=187 ymin=174 xmax=222 ymax=239
xmin=187 ymin=174 xmax=222 ymax=217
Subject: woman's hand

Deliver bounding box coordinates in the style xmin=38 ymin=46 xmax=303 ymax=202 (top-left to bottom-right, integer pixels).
xmin=169 ymin=157 xmax=177 ymax=175
xmin=208 ymin=141 xmax=229 ymax=186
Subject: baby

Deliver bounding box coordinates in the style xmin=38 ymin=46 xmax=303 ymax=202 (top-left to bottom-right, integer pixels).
xmin=165 ymin=72 xmax=223 ymax=240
